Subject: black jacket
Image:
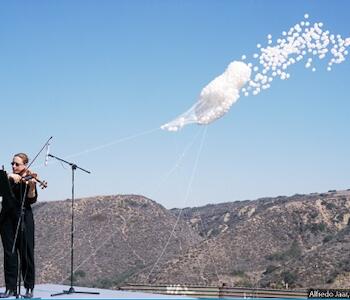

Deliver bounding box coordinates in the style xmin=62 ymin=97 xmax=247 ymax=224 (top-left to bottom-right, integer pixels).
xmin=0 ymin=171 xmax=37 ymax=226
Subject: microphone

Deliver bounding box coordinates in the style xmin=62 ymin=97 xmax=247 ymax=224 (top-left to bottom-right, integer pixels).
xmin=45 ymin=142 xmax=50 ymax=166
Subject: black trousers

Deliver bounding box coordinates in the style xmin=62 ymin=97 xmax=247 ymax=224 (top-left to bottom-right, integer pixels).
xmin=0 ymin=209 xmax=35 ymax=290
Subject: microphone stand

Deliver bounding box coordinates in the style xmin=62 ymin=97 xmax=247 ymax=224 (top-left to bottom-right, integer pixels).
xmin=48 ymin=154 xmax=99 ymax=297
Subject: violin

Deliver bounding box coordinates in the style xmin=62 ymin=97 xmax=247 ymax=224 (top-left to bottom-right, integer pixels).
xmin=21 ymin=170 xmax=48 ymax=189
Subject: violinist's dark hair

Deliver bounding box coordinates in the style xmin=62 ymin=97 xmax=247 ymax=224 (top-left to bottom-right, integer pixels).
xmin=14 ymin=153 xmax=29 ymax=165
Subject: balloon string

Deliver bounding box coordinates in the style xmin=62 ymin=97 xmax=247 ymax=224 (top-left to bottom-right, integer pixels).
xmin=32 ymin=127 xmax=159 ymax=169
xmin=146 ymin=127 xmax=207 ymax=282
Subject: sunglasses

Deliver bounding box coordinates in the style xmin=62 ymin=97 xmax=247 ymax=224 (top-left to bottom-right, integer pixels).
xmin=11 ymin=162 xmax=24 ymax=167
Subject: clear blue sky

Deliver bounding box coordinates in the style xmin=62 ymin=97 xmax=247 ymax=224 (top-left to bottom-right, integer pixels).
xmin=1 ymin=0 xmax=349 ymax=208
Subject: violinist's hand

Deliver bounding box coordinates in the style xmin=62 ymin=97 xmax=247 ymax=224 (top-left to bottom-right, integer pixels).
xmin=27 ymin=178 xmax=36 ymax=188
xmin=9 ymin=173 xmax=21 ymax=184
xmin=27 ymin=178 xmax=37 ymax=198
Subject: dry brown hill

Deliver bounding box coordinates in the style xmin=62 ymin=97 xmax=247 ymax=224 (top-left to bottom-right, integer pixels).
xmin=132 ymin=191 xmax=350 ymax=288
xmin=1 ymin=191 xmax=350 ymax=289
xmin=0 ymin=195 xmax=202 ymax=288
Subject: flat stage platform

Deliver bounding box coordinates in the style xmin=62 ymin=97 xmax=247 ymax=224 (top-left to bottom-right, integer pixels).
xmin=0 ymin=284 xmax=192 ymax=299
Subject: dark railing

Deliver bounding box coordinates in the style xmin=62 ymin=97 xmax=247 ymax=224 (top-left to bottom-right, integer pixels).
xmin=120 ymin=283 xmax=308 ymax=298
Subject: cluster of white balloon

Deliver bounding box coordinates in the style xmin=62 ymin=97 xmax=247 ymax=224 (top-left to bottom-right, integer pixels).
xmin=161 ymin=14 xmax=349 ymax=132
xmin=242 ymin=13 xmax=350 ymax=97
xmin=161 ymin=61 xmax=251 ymax=132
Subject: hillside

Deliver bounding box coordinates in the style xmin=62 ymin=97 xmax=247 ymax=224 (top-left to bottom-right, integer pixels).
xmin=0 ymin=195 xmax=202 ymax=288
xmin=1 ymin=191 xmax=349 ymax=289
xmin=132 ymin=191 xmax=350 ymax=288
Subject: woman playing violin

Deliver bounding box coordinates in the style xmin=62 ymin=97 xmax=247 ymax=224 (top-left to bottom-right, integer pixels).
xmin=0 ymin=153 xmax=37 ymax=298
